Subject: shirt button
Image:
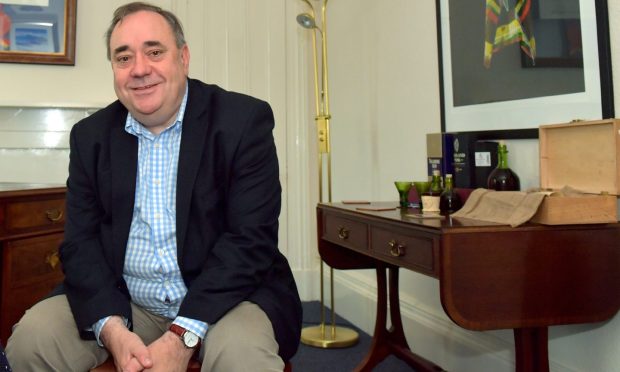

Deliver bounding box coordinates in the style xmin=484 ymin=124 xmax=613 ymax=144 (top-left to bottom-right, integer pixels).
xmin=164 ymin=281 xmax=170 ymax=287
xmin=154 ymin=213 xmax=162 ymax=219
xmin=154 ymin=179 xmax=161 ymax=185
xmin=158 ymin=249 xmax=165 ymax=256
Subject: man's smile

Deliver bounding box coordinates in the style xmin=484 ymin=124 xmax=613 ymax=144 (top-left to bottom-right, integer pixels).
xmin=132 ymin=83 xmax=158 ymax=91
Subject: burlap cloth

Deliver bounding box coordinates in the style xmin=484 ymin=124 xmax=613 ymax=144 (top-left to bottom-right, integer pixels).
xmin=451 ymin=188 xmax=547 ymax=227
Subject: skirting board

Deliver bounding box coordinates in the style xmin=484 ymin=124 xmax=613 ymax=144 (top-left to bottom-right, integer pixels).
xmin=292 ymin=268 xmax=578 ymax=372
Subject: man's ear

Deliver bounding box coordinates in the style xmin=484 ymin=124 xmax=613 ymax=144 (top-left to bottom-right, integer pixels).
xmin=181 ymin=44 xmax=190 ymax=75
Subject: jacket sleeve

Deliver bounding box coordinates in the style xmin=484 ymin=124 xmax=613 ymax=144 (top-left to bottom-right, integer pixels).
xmin=59 ymin=122 xmax=133 ymax=336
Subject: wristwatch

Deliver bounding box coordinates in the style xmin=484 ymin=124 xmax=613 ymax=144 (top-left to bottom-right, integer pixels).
xmin=169 ymin=324 xmax=201 ymax=349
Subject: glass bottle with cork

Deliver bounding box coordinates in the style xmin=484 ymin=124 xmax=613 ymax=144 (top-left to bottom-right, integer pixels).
xmin=487 ymin=141 xmax=520 ymax=191
xmin=421 ymin=169 xmax=443 ymax=212
xmin=440 ymin=173 xmax=462 ymax=214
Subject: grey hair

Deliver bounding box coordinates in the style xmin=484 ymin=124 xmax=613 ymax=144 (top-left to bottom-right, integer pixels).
xmin=105 ymin=2 xmax=186 ymax=60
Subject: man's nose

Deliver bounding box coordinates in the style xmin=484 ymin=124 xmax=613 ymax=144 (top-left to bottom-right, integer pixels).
xmin=131 ymin=53 xmax=151 ymax=76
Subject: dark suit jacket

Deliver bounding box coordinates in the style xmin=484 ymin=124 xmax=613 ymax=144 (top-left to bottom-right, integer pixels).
xmin=57 ymin=78 xmax=302 ymax=360
xmin=0 ymin=342 xmax=11 ymax=372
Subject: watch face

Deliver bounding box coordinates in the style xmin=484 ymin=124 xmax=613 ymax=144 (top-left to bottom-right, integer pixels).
xmin=183 ymin=331 xmax=200 ymax=348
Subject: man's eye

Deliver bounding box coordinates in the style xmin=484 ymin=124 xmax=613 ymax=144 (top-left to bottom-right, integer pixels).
xmin=149 ymin=50 xmax=163 ymax=58
xmin=116 ymin=56 xmax=130 ymax=63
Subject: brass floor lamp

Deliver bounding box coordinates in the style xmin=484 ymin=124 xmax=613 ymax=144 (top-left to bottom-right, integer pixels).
xmin=296 ymin=0 xmax=359 ymax=348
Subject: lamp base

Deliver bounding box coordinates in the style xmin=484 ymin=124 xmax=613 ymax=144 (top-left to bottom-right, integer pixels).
xmin=300 ymin=324 xmax=359 ymax=348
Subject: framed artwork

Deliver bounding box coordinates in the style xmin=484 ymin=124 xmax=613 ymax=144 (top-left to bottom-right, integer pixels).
xmin=0 ymin=0 xmax=77 ymax=65
xmin=436 ymin=0 xmax=614 ymax=139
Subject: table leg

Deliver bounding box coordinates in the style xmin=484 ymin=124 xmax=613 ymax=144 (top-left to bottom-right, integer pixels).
xmin=354 ymin=264 xmax=445 ymax=372
xmin=513 ymin=327 xmax=549 ymax=372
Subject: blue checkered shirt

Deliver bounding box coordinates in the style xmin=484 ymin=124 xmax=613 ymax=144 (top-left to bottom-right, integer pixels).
xmin=93 ymin=85 xmax=208 ymax=343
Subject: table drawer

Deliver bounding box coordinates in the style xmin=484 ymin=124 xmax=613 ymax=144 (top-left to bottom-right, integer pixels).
xmin=370 ymin=226 xmax=435 ymax=275
xmin=323 ymin=213 xmax=368 ymax=252
xmin=5 ymin=198 xmax=65 ymax=231
xmin=5 ymin=233 xmax=64 ymax=289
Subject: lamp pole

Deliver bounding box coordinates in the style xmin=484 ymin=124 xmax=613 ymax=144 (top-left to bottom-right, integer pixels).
xmin=297 ymin=0 xmax=358 ymax=348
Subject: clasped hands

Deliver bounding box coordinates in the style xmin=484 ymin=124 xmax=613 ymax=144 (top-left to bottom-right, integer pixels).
xmin=101 ymin=316 xmax=195 ymax=372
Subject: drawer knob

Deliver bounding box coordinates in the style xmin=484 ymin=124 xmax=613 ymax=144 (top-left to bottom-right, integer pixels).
xmin=46 ymin=251 xmax=60 ymax=270
xmin=45 ymin=208 xmax=64 ymax=222
xmin=388 ymin=240 xmax=406 ymax=257
xmin=337 ymin=226 xmax=349 ymax=240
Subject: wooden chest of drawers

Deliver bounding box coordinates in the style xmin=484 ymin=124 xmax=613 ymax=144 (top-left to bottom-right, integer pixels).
xmin=0 ymin=184 xmax=66 ymax=345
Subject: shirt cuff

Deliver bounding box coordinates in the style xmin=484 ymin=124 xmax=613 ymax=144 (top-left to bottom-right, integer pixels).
xmin=92 ymin=316 xmax=129 ymax=347
xmin=172 ymin=316 xmax=208 ymax=340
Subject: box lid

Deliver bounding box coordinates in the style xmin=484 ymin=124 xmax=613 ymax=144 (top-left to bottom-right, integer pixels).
xmin=539 ymin=119 xmax=620 ymax=195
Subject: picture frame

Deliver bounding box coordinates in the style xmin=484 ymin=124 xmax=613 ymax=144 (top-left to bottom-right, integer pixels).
xmin=436 ymin=0 xmax=614 ymax=139
xmin=0 ymin=0 xmax=77 ymax=65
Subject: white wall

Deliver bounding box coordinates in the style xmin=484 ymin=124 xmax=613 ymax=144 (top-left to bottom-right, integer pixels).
xmin=1 ymin=0 xmax=620 ymax=371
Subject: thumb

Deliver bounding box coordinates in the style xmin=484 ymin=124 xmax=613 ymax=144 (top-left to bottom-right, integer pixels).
xmin=134 ymin=348 xmax=153 ymax=369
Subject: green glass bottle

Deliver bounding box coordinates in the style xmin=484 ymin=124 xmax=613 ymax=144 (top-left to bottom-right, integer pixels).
xmin=487 ymin=141 xmax=520 ymax=191
xmin=440 ymin=174 xmax=462 ymax=214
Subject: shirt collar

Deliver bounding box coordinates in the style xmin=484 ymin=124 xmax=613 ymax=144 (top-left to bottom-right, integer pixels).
xmin=125 ymin=82 xmax=189 ymax=138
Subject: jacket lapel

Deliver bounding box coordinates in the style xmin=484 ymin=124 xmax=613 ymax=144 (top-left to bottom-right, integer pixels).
xmin=176 ymin=80 xmax=212 ymax=258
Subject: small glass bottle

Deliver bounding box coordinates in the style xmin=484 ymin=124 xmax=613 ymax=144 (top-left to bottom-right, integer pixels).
xmin=421 ymin=170 xmax=443 ymax=212
xmin=440 ymin=174 xmax=462 ymax=214
xmin=487 ymin=141 xmax=520 ymax=191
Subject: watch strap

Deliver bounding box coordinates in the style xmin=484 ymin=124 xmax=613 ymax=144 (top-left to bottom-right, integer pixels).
xmin=169 ymin=324 xmax=201 ymax=349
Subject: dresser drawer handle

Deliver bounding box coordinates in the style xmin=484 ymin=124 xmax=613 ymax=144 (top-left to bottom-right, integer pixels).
xmin=45 ymin=208 xmax=64 ymax=222
xmin=388 ymin=240 xmax=406 ymax=257
xmin=46 ymin=250 xmax=60 ymax=270
xmin=337 ymin=226 xmax=350 ymax=240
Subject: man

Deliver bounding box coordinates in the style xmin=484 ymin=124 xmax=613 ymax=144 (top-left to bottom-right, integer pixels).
xmin=6 ymin=2 xmax=301 ymax=371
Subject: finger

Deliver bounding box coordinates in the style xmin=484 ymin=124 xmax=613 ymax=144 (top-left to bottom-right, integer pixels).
xmin=132 ymin=349 xmax=153 ymax=369
xmin=138 ymin=354 xmax=153 ymax=369
xmin=121 ymin=357 xmax=144 ymax=372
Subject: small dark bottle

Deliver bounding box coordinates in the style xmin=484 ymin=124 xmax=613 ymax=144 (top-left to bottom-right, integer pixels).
xmin=487 ymin=141 xmax=520 ymax=191
xmin=440 ymin=174 xmax=462 ymax=214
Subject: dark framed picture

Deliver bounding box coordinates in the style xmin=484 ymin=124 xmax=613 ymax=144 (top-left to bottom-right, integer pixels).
xmin=436 ymin=0 xmax=613 ymax=138
xmin=0 ymin=0 xmax=77 ymax=65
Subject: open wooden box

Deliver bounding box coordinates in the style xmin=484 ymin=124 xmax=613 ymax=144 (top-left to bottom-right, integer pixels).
xmin=535 ymin=119 xmax=619 ymax=224
xmin=539 ymin=119 xmax=620 ymax=195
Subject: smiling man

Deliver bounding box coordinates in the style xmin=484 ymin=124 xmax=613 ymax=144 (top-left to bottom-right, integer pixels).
xmin=6 ymin=2 xmax=302 ymax=372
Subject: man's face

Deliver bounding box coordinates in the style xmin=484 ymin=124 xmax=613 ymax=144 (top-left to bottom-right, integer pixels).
xmin=109 ymin=10 xmax=189 ymax=133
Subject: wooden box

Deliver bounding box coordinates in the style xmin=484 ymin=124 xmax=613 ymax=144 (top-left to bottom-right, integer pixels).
xmin=530 ymin=193 xmax=617 ymax=225
xmin=539 ymin=119 xmax=620 ymax=195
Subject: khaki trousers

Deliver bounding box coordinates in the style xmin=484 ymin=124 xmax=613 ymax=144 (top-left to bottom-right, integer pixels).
xmin=6 ymin=295 xmax=283 ymax=372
